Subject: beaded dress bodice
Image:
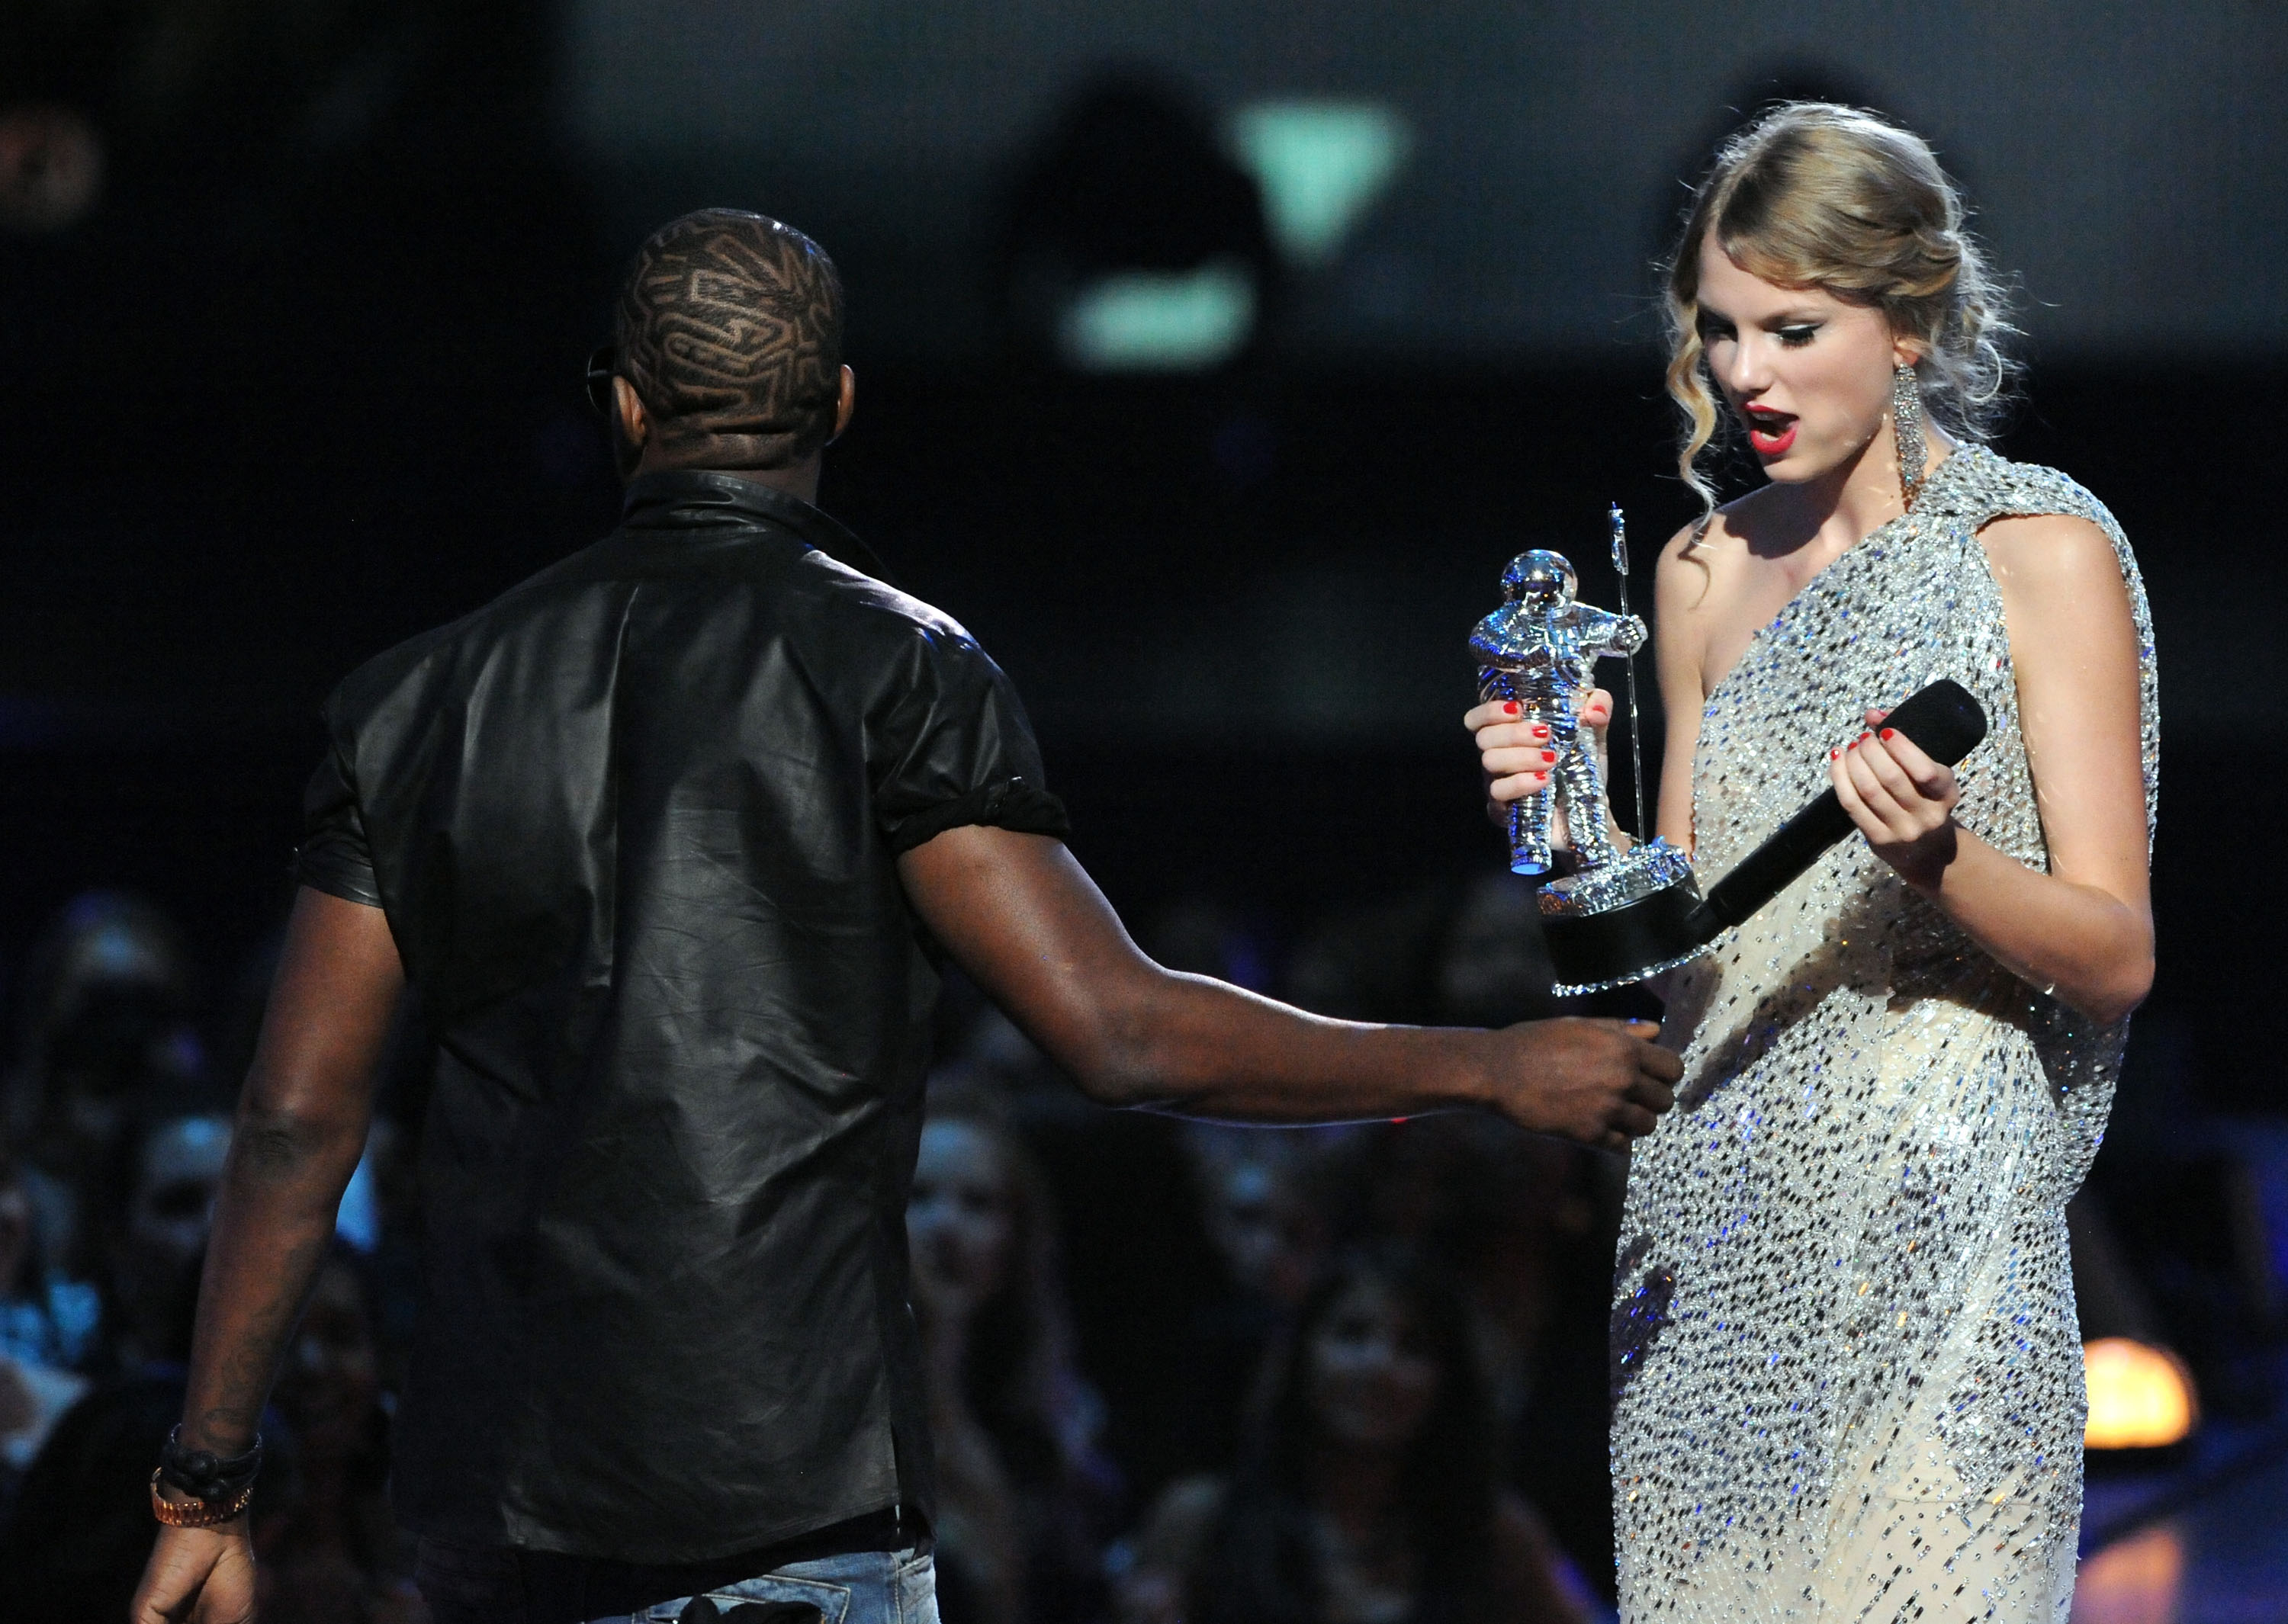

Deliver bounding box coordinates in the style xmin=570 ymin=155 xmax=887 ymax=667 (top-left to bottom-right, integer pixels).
xmin=1610 ymin=448 xmax=2158 ymax=1622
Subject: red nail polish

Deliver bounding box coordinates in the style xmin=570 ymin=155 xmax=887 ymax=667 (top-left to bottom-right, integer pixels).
xmin=1503 ymin=701 xmax=1521 ymax=715
xmin=1880 ymin=727 xmax=1895 ymax=741
xmin=1541 ymin=749 xmax=1557 ymax=762
xmin=1830 ymin=749 xmax=1838 ymax=759
xmin=1531 ymin=724 xmax=1548 ymax=738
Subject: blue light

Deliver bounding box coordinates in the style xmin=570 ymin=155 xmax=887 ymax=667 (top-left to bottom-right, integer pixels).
xmin=1057 ymin=260 xmax=1257 ymax=372
xmin=1228 ymin=100 xmax=1412 ymax=267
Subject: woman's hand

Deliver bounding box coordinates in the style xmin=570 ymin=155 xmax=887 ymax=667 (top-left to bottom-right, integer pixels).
xmin=1466 ymin=688 xmax=1614 ymax=813
xmin=1832 ymin=704 xmax=1961 ymax=890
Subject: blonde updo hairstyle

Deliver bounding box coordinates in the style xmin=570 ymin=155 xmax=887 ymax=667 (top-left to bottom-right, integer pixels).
xmin=1663 ymin=102 xmax=2016 ymax=514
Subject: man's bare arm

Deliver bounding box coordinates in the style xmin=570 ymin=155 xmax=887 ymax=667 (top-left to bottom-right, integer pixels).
xmin=135 ymin=886 xmax=403 ymax=1624
xmin=182 ymin=886 xmax=403 ymax=1452
xmin=898 ymin=826 xmax=1679 ymax=1147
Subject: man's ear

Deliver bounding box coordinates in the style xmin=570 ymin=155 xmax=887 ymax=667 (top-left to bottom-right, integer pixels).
xmin=610 ymin=375 xmax=652 ymax=480
xmin=613 ymin=376 xmax=651 ymax=448
xmin=829 ymin=365 xmax=856 ymax=445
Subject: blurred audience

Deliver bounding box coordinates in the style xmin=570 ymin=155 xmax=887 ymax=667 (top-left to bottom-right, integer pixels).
xmin=1117 ymin=1246 xmax=1591 ymax=1624
xmin=258 ymin=1243 xmax=423 ymax=1624
xmin=87 ymin=1087 xmax=233 ymax=1375
xmin=0 ymin=875 xmax=1633 ymax=1619
xmin=3 ymin=890 xmax=204 ymax=1353
xmin=26 ymin=868 xmax=2136 ymax=1622
xmin=1309 ymin=1119 xmax=1619 ymax=1595
xmin=911 ymin=1078 xmax=1124 ymax=1624
xmin=1284 ymin=874 xmax=1559 ymax=1033
xmin=1427 ymin=875 xmax=1561 ymax=1030
xmin=0 ymin=1144 xmax=88 ymax=1507
xmin=1175 ymin=1125 xmax=1332 ymax=1473
xmin=953 ymin=1000 xmax=1230 ymax=1514
xmin=929 ymin=878 xmax=1628 ymax=1601
xmin=0 ymin=885 xmax=439 ymax=1616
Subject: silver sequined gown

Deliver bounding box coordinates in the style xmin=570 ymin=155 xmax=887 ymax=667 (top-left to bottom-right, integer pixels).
xmin=1610 ymin=448 xmax=2158 ymax=1622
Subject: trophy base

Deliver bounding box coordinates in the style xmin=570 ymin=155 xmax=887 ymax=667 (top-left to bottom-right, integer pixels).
xmin=1538 ymin=839 xmax=1721 ymax=996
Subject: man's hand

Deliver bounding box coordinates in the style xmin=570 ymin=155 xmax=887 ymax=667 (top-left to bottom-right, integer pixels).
xmin=1481 ymin=1016 xmax=1679 ymax=1153
xmin=132 ymin=1523 xmax=256 ymax=1624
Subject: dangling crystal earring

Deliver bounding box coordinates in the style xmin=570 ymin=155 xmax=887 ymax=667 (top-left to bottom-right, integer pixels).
xmin=1892 ymin=361 xmax=1927 ymax=510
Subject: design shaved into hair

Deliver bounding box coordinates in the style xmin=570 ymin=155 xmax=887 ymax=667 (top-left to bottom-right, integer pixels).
xmin=614 ymin=209 xmax=846 ymax=470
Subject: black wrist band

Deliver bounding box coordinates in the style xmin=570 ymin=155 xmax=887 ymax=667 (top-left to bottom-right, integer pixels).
xmin=157 ymin=1424 xmax=265 ymax=1503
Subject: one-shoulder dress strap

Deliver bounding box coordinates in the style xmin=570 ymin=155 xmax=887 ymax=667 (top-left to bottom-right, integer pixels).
xmin=1926 ymin=445 xmax=2161 ymax=842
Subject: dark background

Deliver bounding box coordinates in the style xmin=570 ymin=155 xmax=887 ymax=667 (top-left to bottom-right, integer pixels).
xmin=2 ymin=2 xmax=2282 ymax=1095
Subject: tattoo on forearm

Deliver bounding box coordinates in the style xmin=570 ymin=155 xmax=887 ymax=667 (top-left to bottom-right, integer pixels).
xmin=186 ymin=1211 xmax=335 ymax=1451
xmin=231 ymin=1119 xmax=321 ymax=1182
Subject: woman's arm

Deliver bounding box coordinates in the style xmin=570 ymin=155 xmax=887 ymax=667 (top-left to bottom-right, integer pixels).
xmin=1830 ymin=513 xmax=2151 ymax=1023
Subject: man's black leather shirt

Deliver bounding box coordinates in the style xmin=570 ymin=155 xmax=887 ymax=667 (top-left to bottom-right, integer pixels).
xmin=297 ymin=471 xmax=1068 ymax=1562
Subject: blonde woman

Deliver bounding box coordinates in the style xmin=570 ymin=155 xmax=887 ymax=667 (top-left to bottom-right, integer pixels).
xmin=1471 ymin=104 xmax=2155 ymax=1618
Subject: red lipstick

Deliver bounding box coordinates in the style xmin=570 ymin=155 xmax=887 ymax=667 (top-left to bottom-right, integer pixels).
xmin=1743 ymin=407 xmax=1796 ymax=457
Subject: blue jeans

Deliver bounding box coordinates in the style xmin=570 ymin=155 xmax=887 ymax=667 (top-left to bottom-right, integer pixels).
xmin=416 ymin=1539 xmax=940 ymax=1624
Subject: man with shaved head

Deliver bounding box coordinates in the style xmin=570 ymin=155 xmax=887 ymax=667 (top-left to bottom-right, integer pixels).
xmin=134 ymin=210 xmax=1677 ymax=1624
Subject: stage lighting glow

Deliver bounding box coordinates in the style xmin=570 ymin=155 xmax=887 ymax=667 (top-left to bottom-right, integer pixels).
xmin=2073 ymin=1525 xmax=2186 ymax=1617
xmin=1056 ymin=258 xmax=1258 ymax=371
xmin=2083 ymin=1337 xmax=2199 ymax=1450
xmin=1227 ymin=100 xmax=1411 ymax=267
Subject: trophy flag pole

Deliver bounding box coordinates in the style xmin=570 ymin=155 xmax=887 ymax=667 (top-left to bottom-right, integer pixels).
xmin=1608 ymin=503 xmax=1649 ymax=843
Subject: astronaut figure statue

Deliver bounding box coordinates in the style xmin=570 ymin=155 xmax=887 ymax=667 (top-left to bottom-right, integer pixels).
xmin=1469 ymin=550 xmax=1646 ymax=877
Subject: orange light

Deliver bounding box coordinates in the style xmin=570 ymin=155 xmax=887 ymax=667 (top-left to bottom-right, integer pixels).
xmin=2083 ymin=1337 xmax=2199 ymax=1449
xmin=2074 ymin=1525 xmax=2185 ymax=1614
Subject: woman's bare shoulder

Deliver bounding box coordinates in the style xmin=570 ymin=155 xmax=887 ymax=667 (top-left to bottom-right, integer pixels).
xmin=1976 ymin=511 xmax=2120 ymax=581
xmin=1978 ymin=512 xmax=2137 ymax=669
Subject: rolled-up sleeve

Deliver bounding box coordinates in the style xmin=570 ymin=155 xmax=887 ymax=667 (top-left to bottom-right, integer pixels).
xmin=871 ymin=627 xmax=1072 ymax=855
xmin=295 ymin=728 xmax=384 ymax=907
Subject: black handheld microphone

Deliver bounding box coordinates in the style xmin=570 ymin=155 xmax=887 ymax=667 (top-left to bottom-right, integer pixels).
xmin=1697 ymin=679 xmax=1988 ymax=930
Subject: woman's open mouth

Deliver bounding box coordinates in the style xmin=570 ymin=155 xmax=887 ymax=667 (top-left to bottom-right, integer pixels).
xmin=1743 ymin=407 xmax=1797 ymax=457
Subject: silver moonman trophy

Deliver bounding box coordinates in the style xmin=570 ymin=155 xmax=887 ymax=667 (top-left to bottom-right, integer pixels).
xmin=1468 ymin=522 xmax=1709 ymax=995
xmin=1467 ymin=512 xmax=1994 ymax=997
